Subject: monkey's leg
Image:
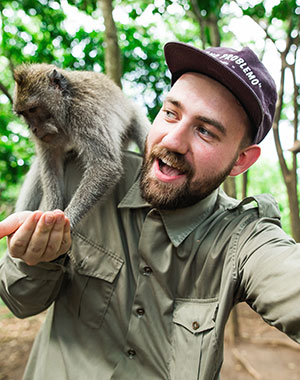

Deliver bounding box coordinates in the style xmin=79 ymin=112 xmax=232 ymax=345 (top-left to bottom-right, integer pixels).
xmin=64 ymin=155 xmax=122 ymax=228
xmin=38 ymin=146 xmax=65 ymax=211
xmin=15 ymin=158 xmax=43 ymax=212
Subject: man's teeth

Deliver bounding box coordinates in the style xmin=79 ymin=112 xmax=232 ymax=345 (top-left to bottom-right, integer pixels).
xmin=159 ymin=158 xmax=183 ymax=176
xmin=161 ymin=158 xmax=173 ymax=167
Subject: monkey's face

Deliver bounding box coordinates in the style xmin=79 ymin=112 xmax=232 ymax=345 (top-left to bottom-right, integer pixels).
xmin=13 ymin=63 xmax=71 ymax=145
xmin=14 ymin=103 xmax=59 ymax=144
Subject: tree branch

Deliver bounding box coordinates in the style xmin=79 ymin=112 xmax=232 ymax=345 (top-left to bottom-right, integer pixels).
xmin=0 ymin=81 xmax=13 ymax=104
xmin=232 ymin=348 xmax=263 ymax=380
xmin=189 ymin=0 xmax=207 ymax=48
xmin=98 ymin=0 xmax=122 ymax=88
xmin=272 ymin=18 xmax=296 ymax=180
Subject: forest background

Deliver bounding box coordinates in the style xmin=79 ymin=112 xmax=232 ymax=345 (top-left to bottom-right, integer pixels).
xmin=0 ymin=0 xmax=299 ymax=254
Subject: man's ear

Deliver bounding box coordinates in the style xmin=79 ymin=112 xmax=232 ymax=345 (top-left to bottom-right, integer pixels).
xmin=229 ymin=145 xmax=261 ymax=177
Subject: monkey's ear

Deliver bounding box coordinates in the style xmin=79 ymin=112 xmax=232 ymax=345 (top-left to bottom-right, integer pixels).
xmin=13 ymin=67 xmax=26 ymax=85
xmin=48 ymin=69 xmax=69 ymax=94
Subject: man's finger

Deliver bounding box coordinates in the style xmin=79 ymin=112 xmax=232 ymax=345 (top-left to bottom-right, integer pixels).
xmin=41 ymin=211 xmax=67 ymax=260
xmin=23 ymin=211 xmax=57 ymax=265
xmin=57 ymin=217 xmax=71 ymax=256
xmin=8 ymin=211 xmax=43 ymax=258
xmin=0 ymin=211 xmax=34 ymax=239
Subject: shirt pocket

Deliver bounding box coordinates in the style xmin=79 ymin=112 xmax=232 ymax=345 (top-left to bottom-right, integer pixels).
xmin=169 ymin=298 xmax=218 ymax=380
xmin=66 ymin=231 xmax=124 ymax=329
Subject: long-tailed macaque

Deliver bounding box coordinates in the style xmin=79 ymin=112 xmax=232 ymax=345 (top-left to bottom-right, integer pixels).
xmin=13 ymin=64 xmax=150 ymax=228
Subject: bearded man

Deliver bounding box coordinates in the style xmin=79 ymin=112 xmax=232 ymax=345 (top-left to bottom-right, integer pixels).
xmin=1 ymin=42 xmax=299 ymax=380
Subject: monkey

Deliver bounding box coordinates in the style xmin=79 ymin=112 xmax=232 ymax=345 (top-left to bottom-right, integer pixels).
xmin=13 ymin=63 xmax=150 ymax=228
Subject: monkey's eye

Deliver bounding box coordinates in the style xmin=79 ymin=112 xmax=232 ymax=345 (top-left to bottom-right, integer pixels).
xmin=28 ymin=107 xmax=38 ymax=113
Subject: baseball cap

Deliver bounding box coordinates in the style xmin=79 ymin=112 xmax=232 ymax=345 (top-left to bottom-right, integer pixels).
xmin=164 ymin=42 xmax=277 ymax=144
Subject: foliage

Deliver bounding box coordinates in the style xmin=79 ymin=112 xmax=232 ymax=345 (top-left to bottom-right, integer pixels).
xmin=0 ymin=0 xmax=170 ymax=224
xmin=0 ymin=0 xmax=106 ymax=223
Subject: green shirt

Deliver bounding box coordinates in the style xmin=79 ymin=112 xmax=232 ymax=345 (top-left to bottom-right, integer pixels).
xmin=1 ymin=151 xmax=300 ymax=380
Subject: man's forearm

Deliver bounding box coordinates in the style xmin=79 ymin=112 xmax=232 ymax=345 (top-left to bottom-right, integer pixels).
xmin=0 ymin=252 xmax=67 ymax=318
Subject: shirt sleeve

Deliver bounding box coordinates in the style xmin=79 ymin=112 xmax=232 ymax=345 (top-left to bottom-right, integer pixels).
xmin=0 ymin=251 xmax=66 ymax=318
xmin=237 ymin=217 xmax=300 ymax=344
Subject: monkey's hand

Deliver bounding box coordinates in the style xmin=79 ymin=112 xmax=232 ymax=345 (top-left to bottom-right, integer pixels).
xmin=0 ymin=210 xmax=71 ymax=266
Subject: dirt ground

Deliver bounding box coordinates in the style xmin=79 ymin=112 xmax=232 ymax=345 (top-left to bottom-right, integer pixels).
xmin=0 ymin=302 xmax=300 ymax=380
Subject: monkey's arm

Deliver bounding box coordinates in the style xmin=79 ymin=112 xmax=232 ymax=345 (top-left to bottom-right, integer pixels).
xmin=65 ymin=155 xmax=122 ymax=228
xmin=128 ymin=107 xmax=150 ymax=153
xmin=15 ymin=158 xmax=43 ymax=212
xmin=64 ymin=137 xmax=123 ymax=228
xmin=37 ymin=145 xmax=65 ymax=211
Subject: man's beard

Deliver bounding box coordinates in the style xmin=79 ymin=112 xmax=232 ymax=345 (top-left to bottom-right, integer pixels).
xmin=140 ymin=144 xmax=238 ymax=210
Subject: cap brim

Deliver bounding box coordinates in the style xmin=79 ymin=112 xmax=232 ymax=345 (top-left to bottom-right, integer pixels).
xmin=164 ymin=42 xmax=263 ymax=134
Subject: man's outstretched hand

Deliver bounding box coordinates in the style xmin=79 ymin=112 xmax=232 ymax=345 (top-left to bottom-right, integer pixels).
xmin=0 ymin=210 xmax=71 ymax=266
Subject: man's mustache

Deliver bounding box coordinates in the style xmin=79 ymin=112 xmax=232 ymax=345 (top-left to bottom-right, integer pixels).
xmin=148 ymin=145 xmax=194 ymax=176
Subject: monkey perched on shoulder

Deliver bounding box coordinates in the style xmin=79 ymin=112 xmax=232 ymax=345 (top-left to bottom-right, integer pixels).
xmin=13 ymin=63 xmax=150 ymax=228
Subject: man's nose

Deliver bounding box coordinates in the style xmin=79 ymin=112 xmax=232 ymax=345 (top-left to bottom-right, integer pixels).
xmin=161 ymin=122 xmax=190 ymax=155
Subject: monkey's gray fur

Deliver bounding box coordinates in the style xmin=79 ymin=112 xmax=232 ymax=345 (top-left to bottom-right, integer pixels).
xmin=13 ymin=63 xmax=150 ymax=228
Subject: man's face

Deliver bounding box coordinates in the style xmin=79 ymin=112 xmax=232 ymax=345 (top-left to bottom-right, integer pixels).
xmin=140 ymin=72 xmax=252 ymax=209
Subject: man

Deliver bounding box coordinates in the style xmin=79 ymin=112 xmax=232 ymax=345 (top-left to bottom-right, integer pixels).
xmin=0 ymin=42 xmax=299 ymax=380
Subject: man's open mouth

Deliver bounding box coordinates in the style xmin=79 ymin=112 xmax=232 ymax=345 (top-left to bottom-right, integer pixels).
xmin=158 ymin=158 xmax=186 ymax=177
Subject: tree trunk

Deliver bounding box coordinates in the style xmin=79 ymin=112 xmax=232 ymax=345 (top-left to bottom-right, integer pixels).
xmin=272 ymin=25 xmax=300 ymax=242
xmin=223 ymin=177 xmax=237 ymax=198
xmin=207 ymin=14 xmax=221 ymax=47
xmin=284 ymin=169 xmax=300 ymax=242
xmin=189 ymin=0 xmax=221 ymax=48
xmin=242 ymin=171 xmax=248 ymax=199
xmin=98 ymin=0 xmax=122 ymax=87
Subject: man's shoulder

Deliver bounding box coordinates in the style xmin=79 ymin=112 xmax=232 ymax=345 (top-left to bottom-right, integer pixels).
xmin=118 ymin=149 xmax=143 ymax=194
xmin=123 ymin=150 xmax=143 ymax=176
xmin=217 ymin=188 xmax=281 ymax=221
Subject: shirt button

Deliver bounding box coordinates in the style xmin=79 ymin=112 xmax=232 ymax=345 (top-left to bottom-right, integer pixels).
xmin=136 ymin=308 xmax=145 ymax=317
xmin=192 ymin=321 xmax=200 ymax=330
xmin=143 ymin=266 xmax=152 ymax=275
xmin=127 ymin=349 xmax=136 ymax=359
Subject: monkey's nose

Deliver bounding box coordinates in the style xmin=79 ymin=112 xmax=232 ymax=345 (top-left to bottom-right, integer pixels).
xmin=32 ymin=127 xmax=41 ymax=139
xmin=32 ymin=127 xmax=37 ymax=134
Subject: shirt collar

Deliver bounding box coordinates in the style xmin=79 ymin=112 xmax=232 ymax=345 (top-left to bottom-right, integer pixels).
xmin=119 ymin=179 xmax=219 ymax=247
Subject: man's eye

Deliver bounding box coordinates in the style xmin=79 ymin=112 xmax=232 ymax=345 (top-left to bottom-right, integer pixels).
xmin=197 ymin=126 xmax=211 ymax=136
xmin=196 ymin=126 xmax=218 ymax=140
xmin=164 ymin=109 xmax=176 ymax=119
